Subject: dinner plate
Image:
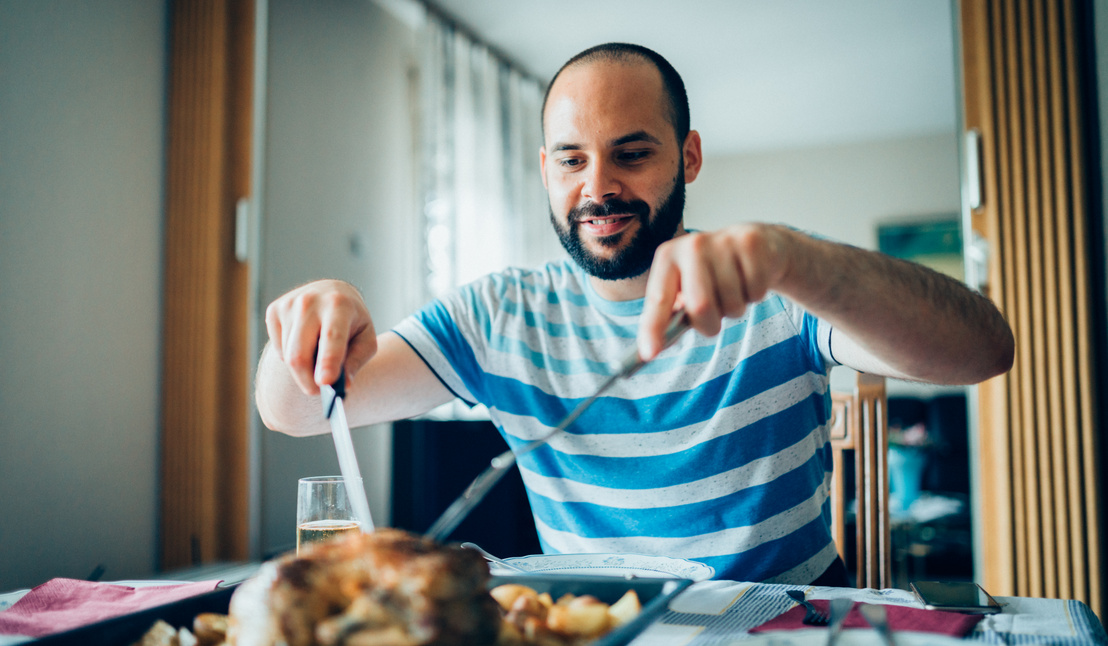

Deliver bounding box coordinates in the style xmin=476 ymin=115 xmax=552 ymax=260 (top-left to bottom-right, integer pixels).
xmin=493 ymin=553 xmax=715 ymax=581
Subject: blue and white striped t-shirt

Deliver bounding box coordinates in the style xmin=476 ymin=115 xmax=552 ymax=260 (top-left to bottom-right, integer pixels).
xmin=392 ymin=259 xmax=841 ymax=583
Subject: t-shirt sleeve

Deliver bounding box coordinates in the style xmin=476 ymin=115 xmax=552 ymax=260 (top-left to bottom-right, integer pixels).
xmin=390 ymin=282 xmax=492 ymax=407
xmin=780 ymin=295 xmax=839 ymax=372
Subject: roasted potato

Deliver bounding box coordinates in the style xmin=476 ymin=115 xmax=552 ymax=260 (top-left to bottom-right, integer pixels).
xmin=490 ymin=584 xmax=642 ymax=645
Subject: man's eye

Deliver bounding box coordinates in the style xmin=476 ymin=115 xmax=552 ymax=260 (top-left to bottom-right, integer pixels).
xmin=559 ymin=158 xmax=583 ymax=168
xmin=618 ymin=150 xmax=650 ymax=162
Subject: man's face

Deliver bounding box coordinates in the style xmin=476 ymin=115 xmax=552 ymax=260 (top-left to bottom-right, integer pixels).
xmin=541 ymin=60 xmax=700 ymax=281
xmin=548 ymin=167 xmax=684 ymax=281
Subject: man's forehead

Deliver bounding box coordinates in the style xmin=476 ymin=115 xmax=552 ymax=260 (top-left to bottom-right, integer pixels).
xmin=543 ymin=59 xmax=672 ymax=143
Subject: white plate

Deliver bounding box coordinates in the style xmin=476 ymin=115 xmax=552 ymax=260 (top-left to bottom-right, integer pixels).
xmin=494 ymin=553 xmax=715 ymax=581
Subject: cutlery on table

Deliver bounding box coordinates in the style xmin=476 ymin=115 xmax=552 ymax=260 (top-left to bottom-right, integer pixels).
xmin=826 ymin=597 xmax=852 ymax=646
xmin=424 ymin=311 xmax=692 ymax=542
xmin=785 ymin=589 xmax=829 ymax=626
xmin=859 ymin=603 xmax=896 ymax=646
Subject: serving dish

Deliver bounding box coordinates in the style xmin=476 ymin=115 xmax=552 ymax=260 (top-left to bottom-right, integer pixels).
xmin=23 ymin=574 xmax=691 ymax=646
xmin=493 ymin=553 xmax=715 ymax=581
xmin=489 ymin=573 xmax=691 ymax=646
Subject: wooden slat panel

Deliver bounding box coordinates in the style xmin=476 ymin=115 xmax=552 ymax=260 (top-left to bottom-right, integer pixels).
xmin=1060 ymin=0 xmax=1102 ymax=614
xmin=1019 ymin=0 xmax=1060 ymax=598
xmin=994 ymin=0 xmax=1028 ymax=596
xmin=218 ymin=0 xmax=254 ymax=565
xmin=1047 ymin=0 xmax=1084 ymax=603
xmin=163 ymin=0 xmax=225 ymax=568
xmin=1034 ymin=0 xmax=1070 ymax=600
xmin=161 ymin=0 xmax=252 ymax=569
xmin=960 ymin=0 xmax=1016 ymax=595
xmin=1003 ymin=0 xmax=1044 ymax=599
xmin=960 ymin=0 xmax=1102 ymax=617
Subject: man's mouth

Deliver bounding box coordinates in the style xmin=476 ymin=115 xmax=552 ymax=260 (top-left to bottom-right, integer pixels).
xmin=577 ymin=213 xmax=636 ymax=237
xmin=580 ymin=215 xmax=633 ymax=226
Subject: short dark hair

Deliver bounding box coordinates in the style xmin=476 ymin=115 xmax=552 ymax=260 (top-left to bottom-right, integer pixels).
xmin=541 ymin=43 xmax=690 ymax=145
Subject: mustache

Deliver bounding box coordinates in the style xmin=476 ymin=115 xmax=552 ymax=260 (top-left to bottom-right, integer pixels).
xmin=570 ymin=199 xmax=650 ymax=222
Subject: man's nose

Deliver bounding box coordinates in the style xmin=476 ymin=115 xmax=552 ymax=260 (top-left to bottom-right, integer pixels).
xmin=581 ymin=159 xmax=620 ymax=202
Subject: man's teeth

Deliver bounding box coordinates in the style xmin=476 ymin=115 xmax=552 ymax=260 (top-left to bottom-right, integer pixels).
xmin=588 ymin=217 xmax=622 ymax=225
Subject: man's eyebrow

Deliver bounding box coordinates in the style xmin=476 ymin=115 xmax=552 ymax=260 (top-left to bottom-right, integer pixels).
xmin=612 ymin=131 xmax=662 ymax=146
xmin=549 ymin=131 xmax=664 ymax=153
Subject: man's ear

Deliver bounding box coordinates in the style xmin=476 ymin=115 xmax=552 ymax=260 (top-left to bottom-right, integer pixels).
xmin=539 ymin=146 xmax=549 ymax=189
xmin=682 ymin=130 xmax=703 ymax=183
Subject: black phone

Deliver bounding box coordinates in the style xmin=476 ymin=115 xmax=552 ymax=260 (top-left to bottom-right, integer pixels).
xmin=910 ymin=580 xmax=1002 ymax=614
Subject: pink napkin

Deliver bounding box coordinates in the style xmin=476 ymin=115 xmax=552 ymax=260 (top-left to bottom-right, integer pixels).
xmin=750 ymin=598 xmax=985 ymax=637
xmin=0 ymin=578 xmax=222 ymax=638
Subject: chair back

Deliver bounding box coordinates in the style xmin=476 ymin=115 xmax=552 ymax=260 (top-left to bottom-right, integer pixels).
xmin=829 ymin=372 xmax=891 ymax=588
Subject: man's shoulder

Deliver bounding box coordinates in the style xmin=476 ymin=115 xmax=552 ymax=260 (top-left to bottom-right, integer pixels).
xmin=477 ymin=259 xmax=582 ymax=296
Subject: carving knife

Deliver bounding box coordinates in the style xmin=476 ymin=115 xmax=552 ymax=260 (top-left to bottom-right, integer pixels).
xmin=321 ymin=369 xmax=375 ymax=533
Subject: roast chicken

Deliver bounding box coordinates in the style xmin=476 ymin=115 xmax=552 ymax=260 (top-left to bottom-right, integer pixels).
xmin=227 ymin=529 xmax=501 ymax=646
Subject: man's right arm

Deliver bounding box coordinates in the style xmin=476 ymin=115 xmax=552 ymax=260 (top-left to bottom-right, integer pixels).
xmin=255 ymin=280 xmax=454 ymax=436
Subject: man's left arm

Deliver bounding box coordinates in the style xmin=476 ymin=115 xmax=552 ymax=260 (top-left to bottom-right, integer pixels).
xmin=639 ymin=224 xmax=1014 ymax=385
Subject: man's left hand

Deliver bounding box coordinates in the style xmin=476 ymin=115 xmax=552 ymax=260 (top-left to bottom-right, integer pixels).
xmin=638 ymin=224 xmax=791 ymax=360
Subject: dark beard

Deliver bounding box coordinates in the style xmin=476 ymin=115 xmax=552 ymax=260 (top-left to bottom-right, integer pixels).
xmin=550 ymin=170 xmax=686 ymax=281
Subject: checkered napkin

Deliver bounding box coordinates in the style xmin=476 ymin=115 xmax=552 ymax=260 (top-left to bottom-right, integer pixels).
xmin=750 ymin=599 xmax=984 ymax=637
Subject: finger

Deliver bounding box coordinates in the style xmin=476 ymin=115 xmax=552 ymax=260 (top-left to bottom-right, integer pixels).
xmin=342 ymin=324 xmax=379 ymax=388
xmin=674 ymin=240 xmax=722 ymax=338
xmin=639 ymin=249 xmax=682 ymax=360
xmin=314 ymin=310 xmax=352 ymax=389
xmin=732 ymin=224 xmax=787 ymax=302
xmin=264 ymin=301 xmax=284 ymax=360
xmin=736 ymin=247 xmax=773 ymax=304
xmin=714 ymin=244 xmax=749 ymax=319
xmin=283 ymin=294 xmax=324 ymax=395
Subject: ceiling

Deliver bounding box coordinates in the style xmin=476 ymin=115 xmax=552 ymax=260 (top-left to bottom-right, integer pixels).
xmin=422 ymin=0 xmax=960 ymax=156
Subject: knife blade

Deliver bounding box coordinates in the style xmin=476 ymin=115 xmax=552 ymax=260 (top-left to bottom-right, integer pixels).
xmin=321 ymin=369 xmax=375 ymax=533
xmin=424 ymin=311 xmax=691 ymax=542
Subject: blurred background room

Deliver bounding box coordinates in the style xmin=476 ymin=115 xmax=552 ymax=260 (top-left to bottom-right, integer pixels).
xmin=3 ymin=0 xmax=1108 ymax=619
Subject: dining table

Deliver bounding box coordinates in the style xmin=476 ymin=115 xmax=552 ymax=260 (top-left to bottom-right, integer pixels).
xmin=629 ymin=579 xmax=1107 ymax=645
xmin=1 ymin=574 xmax=1105 ymax=645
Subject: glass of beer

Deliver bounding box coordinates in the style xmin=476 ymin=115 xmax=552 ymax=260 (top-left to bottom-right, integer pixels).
xmin=296 ymin=476 xmax=362 ymax=554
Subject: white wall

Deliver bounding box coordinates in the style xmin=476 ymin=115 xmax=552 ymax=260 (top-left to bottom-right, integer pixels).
xmin=685 ymin=133 xmax=964 ymax=396
xmin=0 ymin=1 xmax=167 ymax=589
xmin=686 ymin=133 xmax=962 ymax=249
xmin=256 ymin=0 xmax=422 ymax=557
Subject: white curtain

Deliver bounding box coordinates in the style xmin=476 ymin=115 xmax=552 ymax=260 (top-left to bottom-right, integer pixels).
xmin=419 ymin=14 xmax=559 ymax=301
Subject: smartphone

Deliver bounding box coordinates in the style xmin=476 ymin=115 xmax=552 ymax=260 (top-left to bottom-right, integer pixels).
xmin=910 ymin=580 xmax=1002 ymax=614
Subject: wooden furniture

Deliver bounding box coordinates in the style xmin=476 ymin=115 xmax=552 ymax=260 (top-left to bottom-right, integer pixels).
xmin=829 ymin=372 xmax=891 ymax=589
xmin=160 ymin=0 xmax=256 ymax=568
xmin=960 ymin=0 xmax=1103 ymax=615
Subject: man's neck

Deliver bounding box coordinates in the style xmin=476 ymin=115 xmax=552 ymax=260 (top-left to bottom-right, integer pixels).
xmin=588 ymin=272 xmax=651 ymax=302
xmin=586 ymin=225 xmax=688 ymax=302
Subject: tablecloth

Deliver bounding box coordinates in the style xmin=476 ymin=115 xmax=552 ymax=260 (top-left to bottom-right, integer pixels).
xmin=2 ymin=578 xmax=1105 ymax=644
xmin=629 ymin=581 xmax=1107 ymax=645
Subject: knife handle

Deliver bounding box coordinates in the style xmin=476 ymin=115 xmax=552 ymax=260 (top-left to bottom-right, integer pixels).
xmin=332 ymin=366 xmax=346 ymax=399
xmin=322 ymin=366 xmax=346 ymax=419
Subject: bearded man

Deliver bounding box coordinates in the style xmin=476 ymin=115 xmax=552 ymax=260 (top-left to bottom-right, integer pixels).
xmin=256 ymin=43 xmax=1013 ymax=585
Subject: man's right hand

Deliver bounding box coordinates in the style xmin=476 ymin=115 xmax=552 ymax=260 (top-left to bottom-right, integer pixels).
xmin=263 ymin=279 xmax=377 ymax=396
